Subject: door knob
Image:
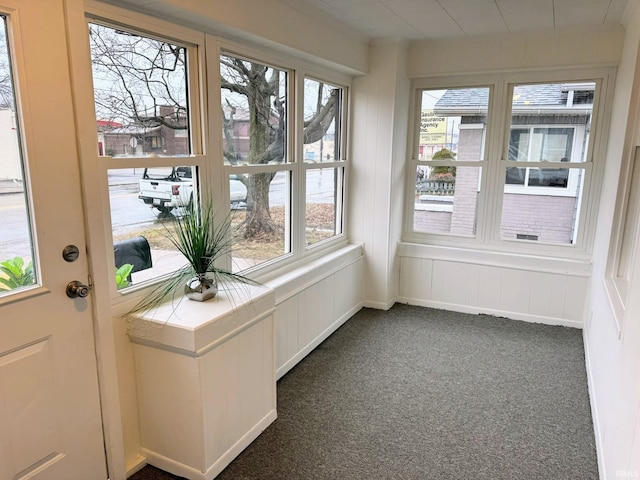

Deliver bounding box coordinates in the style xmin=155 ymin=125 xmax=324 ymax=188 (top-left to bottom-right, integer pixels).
xmin=66 ymin=280 xmax=91 ymax=298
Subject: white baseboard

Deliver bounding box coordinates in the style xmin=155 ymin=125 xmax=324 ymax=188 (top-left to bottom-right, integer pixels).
xmin=363 ymin=299 xmax=396 ymax=310
xmin=583 ymin=331 xmax=606 ymax=480
xmin=141 ymin=409 xmax=277 ymax=480
xmin=125 ymin=454 xmax=147 ymax=477
xmin=276 ymin=302 xmax=362 ymax=380
xmin=397 ymin=297 xmax=583 ymax=329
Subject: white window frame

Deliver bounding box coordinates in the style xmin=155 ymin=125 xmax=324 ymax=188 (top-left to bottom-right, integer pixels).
xmin=405 ymin=81 xmax=494 ymax=243
xmin=405 ymin=68 xmax=613 ymax=260
xmin=302 ymin=75 xmax=348 ymax=251
xmin=75 ymin=4 xmax=351 ymax=305
xmin=605 ymin=146 xmax=640 ymax=334
xmin=84 ymin=7 xmax=207 ymax=302
xmin=504 ymin=124 xmax=586 ymax=197
xmin=201 ymin=37 xmax=351 ymax=280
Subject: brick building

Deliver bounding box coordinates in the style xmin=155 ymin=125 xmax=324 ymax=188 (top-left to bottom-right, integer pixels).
xmin=99 ymin=105 xmax=189 ymax=157
xmin=416 ymin=83 xmax=593 ymax=244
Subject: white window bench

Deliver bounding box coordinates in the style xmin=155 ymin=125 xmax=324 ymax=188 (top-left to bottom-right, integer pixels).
xmin=127 ymin=284 xmax=276 ymax=480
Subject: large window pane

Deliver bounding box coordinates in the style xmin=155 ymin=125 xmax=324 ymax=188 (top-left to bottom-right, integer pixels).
xmin=0 ymin=16 xmax=36 ymax=295
xmin=503 ymin=82 xmax=594 ymax=244
xmin=90 ymin=24 xmax=190 ymax=157
xmin=303 ymin=78 xmax=342 ymax=163
xmin=414 ymin=166 xmax=481 ymax=236
xmin=220 ymin=55 xmax=287 ymax=166
xmin=109 ymin=167 xmax=198 ymax=289
xmin=501 ymin=167 xmax=585 ymax=244
xmin=221 ymin=54 xmax=294 ymax=269
xmin=303 ymin=77 xmax=344 ymax=247
xmin=413 ymin=87 xmax=488 ymax=237
xmin=306 ymin=168 xmax=342 ymax=246
xmin=232 ymin=171 xmax=290 ymax=271
xmin=418 ymin=87 xmax=489 ymax=161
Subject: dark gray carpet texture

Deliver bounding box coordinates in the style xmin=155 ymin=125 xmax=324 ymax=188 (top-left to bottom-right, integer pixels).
xmin=129 ymin=304 xmax=599 ymax=480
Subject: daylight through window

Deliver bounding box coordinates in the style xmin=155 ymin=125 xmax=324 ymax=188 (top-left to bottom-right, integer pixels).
xmin=408 ymin=77 xmax=599 ymax=251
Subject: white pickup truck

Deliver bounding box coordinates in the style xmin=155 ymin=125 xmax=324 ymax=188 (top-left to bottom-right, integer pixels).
xmin=139 ymin=167 xmax=247 ymax=215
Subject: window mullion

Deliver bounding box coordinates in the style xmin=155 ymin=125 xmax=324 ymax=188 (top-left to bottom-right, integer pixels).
xmin=483 ymin=79 xmax=508 ymax=246
xmin=292 ymin=69 xmax=304 ymax=258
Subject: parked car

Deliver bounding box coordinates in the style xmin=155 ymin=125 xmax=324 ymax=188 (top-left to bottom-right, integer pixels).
xmin=139 ymin=167 xmax=247 ymax=215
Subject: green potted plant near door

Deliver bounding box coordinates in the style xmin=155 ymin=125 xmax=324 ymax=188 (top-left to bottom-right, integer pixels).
xmin=130 ymin=199 xmax=258 ymax=314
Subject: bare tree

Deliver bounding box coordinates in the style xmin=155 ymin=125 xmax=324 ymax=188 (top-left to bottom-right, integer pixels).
xmin=90 ymin=25 xmax=339 ymax=238
xmin=0 ymin=19 xmax=15 ymax=110
xmin=89 ymin=24 xmax=187 ymax=130
xmin=221 ymin=55 xmax=338 ymax=239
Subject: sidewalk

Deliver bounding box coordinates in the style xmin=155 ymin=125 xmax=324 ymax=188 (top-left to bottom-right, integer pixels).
xmin=0 ymin=169 xmax=143 ymax=195
xmin=0 ymin=180 xmax=23 ymax=195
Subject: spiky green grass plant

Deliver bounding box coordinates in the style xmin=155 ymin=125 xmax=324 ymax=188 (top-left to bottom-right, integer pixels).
xmin=129 ymin=200 xmax=259 ymax=315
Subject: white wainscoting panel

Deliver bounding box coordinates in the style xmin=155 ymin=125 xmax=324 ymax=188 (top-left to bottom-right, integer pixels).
xmin=269 ymin=245 xmax=365 ymax=379
xmin=398 ymin=245 xmax=590 ymax=327
xmin=129 ymin=286 xmax=276 ymax=480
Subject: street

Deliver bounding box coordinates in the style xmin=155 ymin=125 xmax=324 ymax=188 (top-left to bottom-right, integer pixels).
xmin=0 ymin=168 xmax=338 ymax=261
xmin=0 ymin=193 xmax=32 ymax=259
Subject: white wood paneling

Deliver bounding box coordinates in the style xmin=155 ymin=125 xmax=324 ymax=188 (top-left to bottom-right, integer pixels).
xmin=130 ymin=287 xmax=276 ymax=480
xmin=272 ymin=246 xmax=365 ymax=379
xmin=478 ymin=265 xmax=503 ymax=311
xmin=408 ymin=28 xmax=624 ymax=77
xmin=399 ymin=256 xmax=432 ymax=300
xmin=565 ymin=276 xmax=589 ymax=322
xmin=274 ymin=297 xmax=298 ymax=370
xmin=528 ymin=271 xmax=555 ymax=317
xmin=464 ymin=263 xmax=481 ymax=306
xmin=549 ymin=274 xmax=569 ymax=319
xmin=398 ymin=245 xmax=589 ymax=327
xmin=349 ymin=42 xmax=408 ymax=308
xmin=500 ymin=269 xmax=533 ymax=314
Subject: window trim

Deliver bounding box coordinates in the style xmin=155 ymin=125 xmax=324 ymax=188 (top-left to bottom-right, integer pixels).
xmin=504 ymin=124 xmax=586 ymax=197
xmin=79 ymin=6 xmax=352 ymax=303
xmin=209 ymin=38 xmax=352 ymax=281
xmin=85 ymin=12 xmax=208 ymax=300
xmin=405 ymin=81 xmax=495 ymax=243
xmin=605 ymin=146 xmax=640 ymax=333
xmin=405 ymin=68 xmax=614 ymax=260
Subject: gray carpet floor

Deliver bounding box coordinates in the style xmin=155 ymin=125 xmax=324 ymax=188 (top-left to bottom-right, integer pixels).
xmin=129 ymin=304 xmax=599 ymax=480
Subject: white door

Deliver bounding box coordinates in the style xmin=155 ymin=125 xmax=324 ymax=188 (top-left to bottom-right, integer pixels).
xmin=0 ymin=1 xmax=107 ymax=479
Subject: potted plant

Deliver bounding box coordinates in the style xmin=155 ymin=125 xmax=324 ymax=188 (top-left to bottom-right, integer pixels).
xmin=130 ymin=199 xmax=258 ymax=314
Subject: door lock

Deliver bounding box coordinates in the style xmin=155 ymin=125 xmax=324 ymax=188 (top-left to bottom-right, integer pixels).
xmin=66 ymin=280 xmax=91 ymax=298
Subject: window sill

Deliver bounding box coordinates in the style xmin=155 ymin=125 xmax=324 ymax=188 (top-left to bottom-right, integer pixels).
xmin=128 ymin=283 xmax=275 ymax=355
xmin=398 ymin=241 xmax=591 ymax=277
xmin=257 ymin=243 xmax=363 ymax=304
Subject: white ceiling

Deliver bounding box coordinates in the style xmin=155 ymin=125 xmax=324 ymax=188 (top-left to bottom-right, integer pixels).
xmin=294 ymin=0 xmax=634 ymax=40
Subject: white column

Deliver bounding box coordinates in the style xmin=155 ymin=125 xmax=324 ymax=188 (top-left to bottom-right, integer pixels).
xmin=349 ymin=39 xmax=410 ymax=309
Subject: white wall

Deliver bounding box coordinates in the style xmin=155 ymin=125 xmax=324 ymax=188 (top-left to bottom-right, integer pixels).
xmin=349 ymin=40 xmax=410 ymax=309
xmin=102 ymin=0 xmax=369 ymax=76
xmin=586 ymin=4 xmax=640 ymax=478
xmin=398 ymin=244 xmax=590 ymax=328
xmin=408 ymin=28 xmax=624 ymax=77
xmin=394 ymin=29 xmax=624 ymax=330
xmin=269 ymin=246 xmax=364 ymax=379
